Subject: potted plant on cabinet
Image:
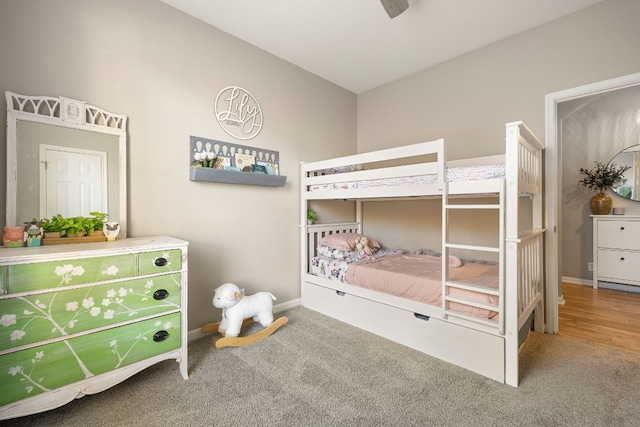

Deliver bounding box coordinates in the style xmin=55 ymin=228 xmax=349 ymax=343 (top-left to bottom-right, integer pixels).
xmin=39 ymin=212 xmax=108 ymax=243
xmin=39 ymin=214 xmax=65 ymax=238
xmin=83 ymin=211 xmax=109 ymax=236
xmin=578 ymin=161 xmax=630 ymax=215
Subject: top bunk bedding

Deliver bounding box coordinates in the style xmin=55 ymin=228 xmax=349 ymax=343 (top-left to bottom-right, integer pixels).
xmin=309 ymin=163 xmax=505 ymax=192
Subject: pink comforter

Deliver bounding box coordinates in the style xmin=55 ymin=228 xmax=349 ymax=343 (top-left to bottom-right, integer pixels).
xmin=345 ymin=254 xmax=499 ymax=319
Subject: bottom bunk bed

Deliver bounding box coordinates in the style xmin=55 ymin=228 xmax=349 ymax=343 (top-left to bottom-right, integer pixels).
xmin=302 ymin=223 xmax=542 ymax=385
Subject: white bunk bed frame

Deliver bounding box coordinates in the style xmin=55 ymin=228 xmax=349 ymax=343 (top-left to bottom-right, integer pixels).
xmin=299 ymin=121 xmax=544 ymax=386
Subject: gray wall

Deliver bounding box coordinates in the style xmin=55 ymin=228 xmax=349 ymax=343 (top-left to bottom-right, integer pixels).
xmin=357 ymin=0 xmax=640 ymax=281
xmin=0 ymin=0 xmax=357 ymax=330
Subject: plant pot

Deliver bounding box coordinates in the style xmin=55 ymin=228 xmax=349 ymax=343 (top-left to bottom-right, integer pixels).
xmin=590 ymin=192 xmax=612 ymax=215
xmin=43 ymin=231 xmax=61 ymax=239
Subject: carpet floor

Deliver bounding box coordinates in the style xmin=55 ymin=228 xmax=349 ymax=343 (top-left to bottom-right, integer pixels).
xmin=2 ymin=306 xmax=640 ymax=426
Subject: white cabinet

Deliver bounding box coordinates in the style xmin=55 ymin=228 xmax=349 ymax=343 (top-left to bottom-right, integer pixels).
xmin=0 ymin=236 xmax=188 ymax=420
xmin=592 ymin=216 xmax=640 ymax=289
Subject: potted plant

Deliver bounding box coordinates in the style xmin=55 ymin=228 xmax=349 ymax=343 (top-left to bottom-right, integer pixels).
xmin=39 ymin=212 xmax=108 ymax=239
xmin=40 ymin=214 xmax=65 ymax=238
xmin=578 ymin=161 xmax=630 ymax=215
xmin=307 ymin=209 xmax=317 ymax=225
xmin=84 ymin=211 xmax=108 ymax=235
xmin=60 ymin=216 xmax=83 ymax=237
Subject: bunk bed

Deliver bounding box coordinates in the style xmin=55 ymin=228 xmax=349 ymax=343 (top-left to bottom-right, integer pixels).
xmin=299 ymin=121 xmax=544 ymax=387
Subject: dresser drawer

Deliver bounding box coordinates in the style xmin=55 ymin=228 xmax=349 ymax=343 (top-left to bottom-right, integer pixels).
xmin=597 ymin=250 xmax=640 ymax=284
xmin=0 ymin=311 xmax=181 ymax=407
xmin=7 ymin=254 xmax=138 ymax=293
xmin=0 ymin=273 xmax=181 ymax=351
xmin=597 ymin=220 xmax=640 ymax=250
xmin=139 ymin=249 xmax=182 ymax=275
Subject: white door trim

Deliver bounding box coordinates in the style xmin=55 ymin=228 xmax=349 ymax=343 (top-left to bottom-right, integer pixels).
xmin=544 ymin=72 xmax=640 ymax=334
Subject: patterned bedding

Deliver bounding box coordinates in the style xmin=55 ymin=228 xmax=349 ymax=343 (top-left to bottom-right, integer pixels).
xmin=309 ymin=164 xmax=505 ymax=191
xmin=310 ymin=251 xmax=499 ymax=320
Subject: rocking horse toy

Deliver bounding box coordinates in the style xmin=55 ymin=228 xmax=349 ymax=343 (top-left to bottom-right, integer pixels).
xmin=201 ymin=283 xmax=288 ymax=348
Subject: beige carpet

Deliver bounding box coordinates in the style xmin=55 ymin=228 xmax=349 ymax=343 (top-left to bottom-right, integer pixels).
xmin=3 ymin=306 xmax=640 ymax=426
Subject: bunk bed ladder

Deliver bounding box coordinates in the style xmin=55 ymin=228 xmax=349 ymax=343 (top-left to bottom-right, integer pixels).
xmin=442 ymin=179 xmax=506 ymax=334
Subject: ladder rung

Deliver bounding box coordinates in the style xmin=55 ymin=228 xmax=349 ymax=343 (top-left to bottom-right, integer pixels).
xmin=444 ymin=243 xmax=499 ymax=253
xmin=444 ymin=310 xmax=500 ymax=329
xmin=445 ymin=204 xmax=499 ymax=210
xmin=445 ymin=281 xmax=499 ymax=296
xmin=444 ymin=295 xmax=499 ymax=313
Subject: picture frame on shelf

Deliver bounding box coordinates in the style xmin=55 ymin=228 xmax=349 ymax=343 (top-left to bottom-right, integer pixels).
xmin=234 ymin=153 xmax=255 ymax=171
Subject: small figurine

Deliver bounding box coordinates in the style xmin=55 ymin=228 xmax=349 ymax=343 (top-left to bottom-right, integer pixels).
xmin=3 ymin=226 xmax=25 ymax=248
xmin=23 ymin=220 xmax=43 ymax=247
xmin=103 ymin=221 xmax=120 ymax=241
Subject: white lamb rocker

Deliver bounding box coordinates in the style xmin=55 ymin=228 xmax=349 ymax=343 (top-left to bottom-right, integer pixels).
xmin=201 ymin=283 xmax=288 ymax=348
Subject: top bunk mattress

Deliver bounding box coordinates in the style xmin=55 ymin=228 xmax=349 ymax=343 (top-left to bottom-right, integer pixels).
xmin=309 ymin=163 xmax=505 ymax=192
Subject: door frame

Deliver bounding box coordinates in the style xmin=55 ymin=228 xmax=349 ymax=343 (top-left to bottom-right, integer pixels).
xmin=544 ymin=71 xmax=640 ymax=334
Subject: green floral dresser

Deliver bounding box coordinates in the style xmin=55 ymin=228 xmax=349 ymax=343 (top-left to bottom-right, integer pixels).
xmin=0 ymin=236 xmax=188 ymax=420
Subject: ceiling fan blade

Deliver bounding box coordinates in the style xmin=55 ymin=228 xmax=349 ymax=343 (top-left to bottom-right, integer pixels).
xmin=380 ymin=0 xmax=409 ymax=19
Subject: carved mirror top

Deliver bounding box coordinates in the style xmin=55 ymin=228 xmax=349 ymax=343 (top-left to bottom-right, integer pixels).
xmin=6 ymin=92 xmax=128 ymax=237
xmin=6 ymin=92 xmax=127 ymax=130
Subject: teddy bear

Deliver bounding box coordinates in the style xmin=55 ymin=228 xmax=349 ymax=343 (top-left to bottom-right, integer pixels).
xmin=212 ymin=283 xmax=276 ymax=337
xmin=355 ymin=236 xmax=375 ymax=259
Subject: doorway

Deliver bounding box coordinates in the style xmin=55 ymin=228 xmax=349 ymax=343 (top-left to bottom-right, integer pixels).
xmin=39 ymin=145 xmax=108 ymax=219
xmin=545 ymin=72 xmax=640 ymax=334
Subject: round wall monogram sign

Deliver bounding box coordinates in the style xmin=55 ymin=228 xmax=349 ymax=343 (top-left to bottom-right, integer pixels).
xmin=214 ymin=86 xmax=263 ymax=140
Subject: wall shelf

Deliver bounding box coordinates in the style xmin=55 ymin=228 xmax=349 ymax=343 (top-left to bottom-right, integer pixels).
xmin=189 ymin=136 xmax=286 ymax=187
xmin=189 ymin=167 xmax=286 ymax=187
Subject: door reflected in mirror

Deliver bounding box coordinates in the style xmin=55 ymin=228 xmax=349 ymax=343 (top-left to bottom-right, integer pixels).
xmin=16 ymin=121 xmax=120 ymax=221
xmin=610 ymin=144 xmax=640 ymax=201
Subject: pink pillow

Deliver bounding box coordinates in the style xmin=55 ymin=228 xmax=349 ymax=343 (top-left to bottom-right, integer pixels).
xmin=318 ymin=233 xmax=381 ymax=251
xmin=449 ymin=255 xmax=463 ymax=267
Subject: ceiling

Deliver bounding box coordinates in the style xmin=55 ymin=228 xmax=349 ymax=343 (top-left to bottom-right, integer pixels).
xmin=160 ymin=0 xmax=605 ymax=94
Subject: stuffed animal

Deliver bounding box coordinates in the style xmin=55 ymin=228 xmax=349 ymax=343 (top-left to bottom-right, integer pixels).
xmin=355 ymin=236 xmax=374 ymax=259
xmin=212 ymin=283 xmax=276 ymax=337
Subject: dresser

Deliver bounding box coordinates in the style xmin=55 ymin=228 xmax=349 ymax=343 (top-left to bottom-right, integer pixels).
xmin=592 ymin=215 xmax=640 ymax=289
xmin=0 ymin=236 xmax=188 ymax=420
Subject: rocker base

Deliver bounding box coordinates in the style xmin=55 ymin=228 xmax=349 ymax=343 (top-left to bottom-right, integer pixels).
xmin=201 ymin=316 xmax=288 ymax=348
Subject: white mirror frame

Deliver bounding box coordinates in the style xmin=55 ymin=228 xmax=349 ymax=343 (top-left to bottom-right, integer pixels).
xmin=5 ymin=91 xmax=128 ymax=237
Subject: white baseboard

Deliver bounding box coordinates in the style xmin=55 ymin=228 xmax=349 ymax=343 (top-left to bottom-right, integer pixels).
xmin=562 ymin=276 xmax=592 ymax=287
xmin=188 ymin=298 xmax=301 ymax=342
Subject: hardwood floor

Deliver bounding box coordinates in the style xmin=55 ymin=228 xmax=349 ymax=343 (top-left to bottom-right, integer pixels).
xmin=558 ymin=282 xmax=640 ymax=354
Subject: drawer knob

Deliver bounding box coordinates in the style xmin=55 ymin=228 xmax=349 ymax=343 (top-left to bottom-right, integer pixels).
xmin=153 ymin=289 xmax=169 ymax=300
xmin=154 ymin=257 xmax=168 ymax=267
xmin=620 ymin=257 xmax=625 ymax=261
xmin=620 ymin=226 xmax=625 ymax=231
xmin=153 ymin=330 xmax=169 ymax=342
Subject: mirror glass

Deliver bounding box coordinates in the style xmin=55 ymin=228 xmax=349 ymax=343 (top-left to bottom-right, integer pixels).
xmin=610 ymin=144 xmax=640 ymax=201
xmin=6 ymin=92 xmax=127 ymax=236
